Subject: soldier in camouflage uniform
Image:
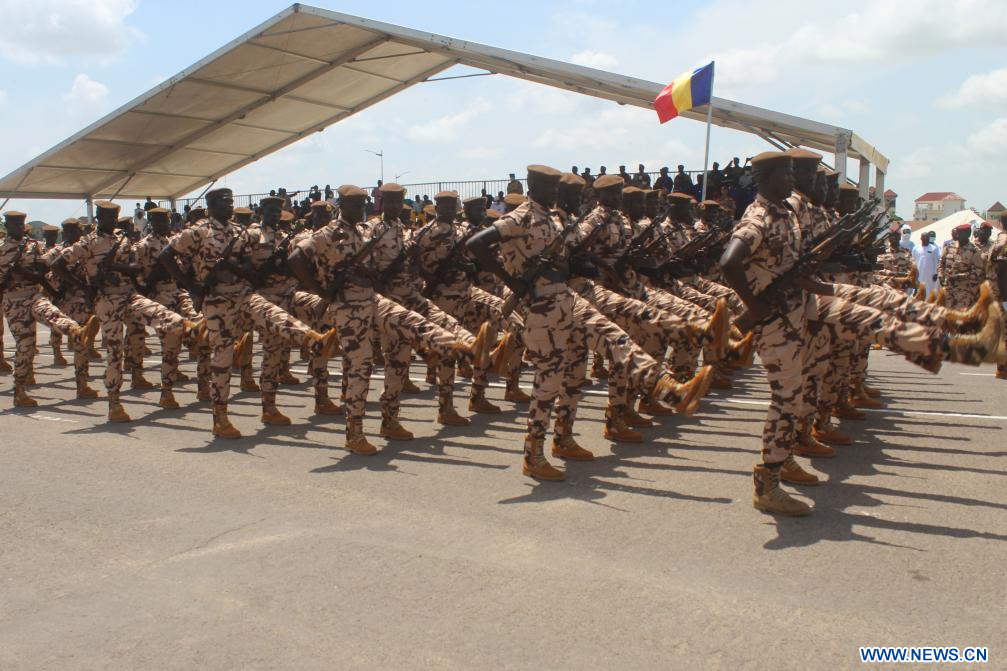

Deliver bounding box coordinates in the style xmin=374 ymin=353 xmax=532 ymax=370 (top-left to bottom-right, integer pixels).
xmin=288 ymin=184 xmax=486 ymax=453
xmin=53 ymin=201 xmax=201 ymax=421
xmin=467 ymin=165 xmax=713 ymax=482
xmin=159 ymin=188 xmax=335 ymax=438
xmin=939 ymin=224 xmax=986 ymax=310
xmin=985 ymin=217 xmax=1007 ymax=378
xmin=133 ymin=208 xmax=211 ymax=396
xmin=0 ymin=211 xmax=98 ymax=407
xmin=875 ymin=226 xmax=916 ymax=291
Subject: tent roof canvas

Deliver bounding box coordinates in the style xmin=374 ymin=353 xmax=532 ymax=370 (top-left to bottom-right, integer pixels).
xmin=914 ymin=209 xmax=986 ymax=245
xmin=0 ymin=3 xmax=889 ymax=202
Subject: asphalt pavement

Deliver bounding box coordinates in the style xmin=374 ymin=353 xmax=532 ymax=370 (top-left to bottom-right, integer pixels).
xmin=2 ymin=330 xmax=1005 ymax=670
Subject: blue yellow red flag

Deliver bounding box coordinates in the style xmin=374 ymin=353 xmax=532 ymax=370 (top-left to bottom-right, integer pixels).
xmin=654 ymin=62 xmax=714 ymax=123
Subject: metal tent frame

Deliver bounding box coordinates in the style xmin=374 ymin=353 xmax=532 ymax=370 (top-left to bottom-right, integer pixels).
xmin=0 ymin=3 xmax=888 ymax=212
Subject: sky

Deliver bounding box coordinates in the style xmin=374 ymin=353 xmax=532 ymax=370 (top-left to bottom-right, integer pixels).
xmin=1 ymin=0 xmax=1005 ymax=223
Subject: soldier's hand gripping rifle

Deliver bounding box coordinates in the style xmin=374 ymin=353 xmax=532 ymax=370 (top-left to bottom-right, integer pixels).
xmin=375 ymin=223 xmax=433 ymax=292
xmin=191 ymin=233 xmax=242 ymax=312
xmin=86 ymin=235 xmax=125 ymax=308
xmin=253 ymin=221 xmax=308 ymax=289
xmin=324 ymin=220 xmax=391 ymax=302
xmin=500 ymin=216 xmax=584 ymax=318
xmin=733 ymin=201 xmax=878 ymax=332
xmin=420 ymin=222 xmax=484 ymax=299
xmin=0 ymin=240 xmax=28 ymax=293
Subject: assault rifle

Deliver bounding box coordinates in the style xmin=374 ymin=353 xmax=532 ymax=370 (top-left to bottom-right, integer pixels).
xmin=0 ymin=240 xmax=28 ymax=292
xmin=191 ymin=232 xmax=241 ymax=312
xmin=325 ymin=220 xmax=391 ymax=302
xmin=86 ymin=235 xmax=125 ymax=307
xmin=253 ymin=221 xmax=308 ymax=289
xmin=421 ymin=221 xmax=484 ymax=298
xmin=734 ymin=201 xmax=880 ymax=331
xmin=500 ymin=214 xmax=581 ymax=318
xmin=376 ymin=222 xmax=433 ymax=291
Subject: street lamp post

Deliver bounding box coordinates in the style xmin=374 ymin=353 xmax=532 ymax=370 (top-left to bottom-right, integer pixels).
xmin=365 ymin=148 xmax=384 ymax=183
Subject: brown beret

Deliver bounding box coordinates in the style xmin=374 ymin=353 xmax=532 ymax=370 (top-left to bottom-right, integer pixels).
xmin=117 ymin=216 xmax=133 ymax=226
xmin=338 ymin=184 xmax=367 ymax=199
xmin=260 ymin=196 xmax=284 ymax=208
xmin=700 ymin=200 xmax=721 ymax=209
xmin=379 ymin=183 xmax=406 ymax=194
xmin=785 ymin=148 xmax=822 ymax=165
xmin=644 ymin=189 xmax=659 ymax=200
xmin=981 ymin=220 xmax=994 ymax=229
xmin=668 ymin=191 xmax=695 ymax=203
xmin=233 ymin=207 xmax=253 ymax=216
xmin=463 ymin=196 xmax=486 ymax=206
xmin=527 ymin=164 xmax=562 ymax=181
xmin=61 ymin=218 xmax=81 ymax=227
xmin=485 ymin=209 xmax=501 ymax=220
xmin=3 ymin=211 xmax=27 ymax=223
xmin=148 ymin=207 xmax=170 ymax=223
xmin=825 ymin=170 xmax=840 ymax=182
xmin=280 ymin=210 xmax=296 ymax=222
xmin=838 ymin=183 xmax=859 ymax=193
xmin=623 ymin=186 xmax=643 ymax=195
xmin=503 ymin=193 xmax=526 ymax=206
xmin=42 ymin=224 xmax=59 ymax=232
xmin=189 ymin=207 xmax=206 ymax=218
xmin=206 ymin=187 xmax=233 ymax=202
xmin=423 ymin=204 xmax=436 ymax=216
xmin=593 ymin=174 xmax=624 ymax=190
xmin=751 ymin=151 xmax=791 ymax=167
xmin=310 ymin=200 xmax=333 ymax=212
xmin=434 ymin=190 xmax=458 ymax=201
xmin=94 ymin=200 xmax=120 ymax=215
xmin=560 ymin=172 xmax=586 ymax=187
xmin=954 ymin=223 xmax=972 ymax=232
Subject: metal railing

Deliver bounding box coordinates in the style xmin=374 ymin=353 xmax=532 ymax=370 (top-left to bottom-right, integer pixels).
xmin=157 ymin=170 xmax=708 ymax=212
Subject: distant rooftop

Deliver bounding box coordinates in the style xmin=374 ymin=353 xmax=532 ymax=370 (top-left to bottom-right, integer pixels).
xmin=987 ymin=201 xmax=1005 ymax=212
xmin=915 ymin=191 xmax=965 ymax=203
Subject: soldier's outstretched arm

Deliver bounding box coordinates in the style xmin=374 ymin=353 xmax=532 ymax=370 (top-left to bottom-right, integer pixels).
xmin=51 ymin=256 xmax=83 ymax=291
xmin=467 ymin=227 xmax=519 ymax=292
xmin=720 ymin=237 xmax=769 ymax=322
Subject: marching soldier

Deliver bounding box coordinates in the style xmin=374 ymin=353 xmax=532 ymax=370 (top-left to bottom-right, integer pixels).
xmin=159 ymin=188 xmax=336 ymax=437
xmin=1 ymin=210 xmax=99 ymax=407
xmin=939 ymin=223 xmax=986 ymax=310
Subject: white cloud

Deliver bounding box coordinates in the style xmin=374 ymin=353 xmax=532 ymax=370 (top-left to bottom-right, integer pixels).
xmin=965 ymin=118 xmax=1007 ymax=158
xmin=406 ymin=98 xmax=491 ymax=142
xmin=890 ymin=146 xmax=937 ymax=181
xmin=937 ymin=67 xmax=1007 ymax=108
xmin=63 ymin=73 xmax=109 ymax=106
xmin=0 ymin=89 xmax=7 ymax=109
xmin=570 ymin=49 xmax=619 ymax=70
xmin=0 ymin=0 xmax=141 ymax=66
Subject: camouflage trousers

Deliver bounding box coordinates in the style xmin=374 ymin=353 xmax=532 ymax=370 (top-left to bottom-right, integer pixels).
xmin=373 ymin=294 xmax=467 ymax=421
xmin=2 ymin=287 xmax=83 ymax=387
xmin=388 ymin=287 xmax=470 ymax=406
xmin=753 ymin=292 xmax=810 ymax=464
xmin=434 ymin=286 xmax=524 ymax=395
xmin=203 ymin=285 xmax=311 ymax=406
xmin=833 ymin=282 xmax=950 ymax=329
xmin=95 ymin=288 xmax=185 ymax=395
xmin=522 ymin=289 xmax=576 ymax=445
xmin=687 ymin=276 xmax=745 ymax=317
xmin=944 ymin=281 xmax=980 ymax=311
xmin=150 ymin=283 xmax=209 ymax=384
xmin=258 ymin=288 xmax=329 ymax=398
xmin=52 ymin=288 xmax=93 ymax=387
xmin=644 ymin=285 xmax=712 ymax=381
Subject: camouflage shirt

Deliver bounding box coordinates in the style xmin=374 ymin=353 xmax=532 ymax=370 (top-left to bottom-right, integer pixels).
xmin=60 ymin=231 xmax=137 ymax=293
xmin=492 ymin=199 xmax=569 ymax=298
xmin=0 ymin=237 xmax=48 ymax=291
xmin=875 ymin=246 xmax=913 ymax=285
xmin=132 ymin=233 xmax=172 ymax=287
xmin=245 ymin=222 xmax=299 ymax=294
xmin=985 ymin=232 xmax=1007 ymax=299
xmin=362 ymin=215 xmax=420 ymax=296
xmin=732 ymin=193 xmax=802 ymax=295
xmin=576 ymin=204 xmax=632 ymax=269
xmin=169 ymin=217 xmax=255 ymax=287
xmin=412 ymin=216 xmax=473 ymax=297
xmin=295 ymin=217 xmax=377 ymax=303
xmin=938 ymin=240 xmax=986 ymax=292
xmin=786 ymin=190 xmax=830 ymax=249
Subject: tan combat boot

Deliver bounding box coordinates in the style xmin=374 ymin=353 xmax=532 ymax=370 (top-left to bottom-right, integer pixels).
xmin=652 ymin=366 xmax=714 ymax=416
xmin=437 ymin=405 xmax=471 ymax=427
xmin=130 ymin=368 xmax=155 ymax=390
xmin=490 ymin=331 xmax=519 ymax=376
xmin=944 ymin=282 xmax=993 ymax=329
xmin=813 ymin=416 xmax=851 ymax=446
xmin=833 ymin=394 xmax=866 ymax=420
xmin=796 ymin=423 xmax=837 ymax=458
xmin=709 ymin=364 xmax=734 ymax=390
xmin=781 ymin=455 xmax=822 ymax=485
xmin=753 ymin=464 xmax=812 ymax=516
xmin=107 ymin=394 xmax=131 ymax=423
xmin=301 ymin=328 xmax=339 ymax=360
xmin=346 ymin=420 xmax=378 ymax=455
xmin=401 ymin=377 xmax=422 ymax=394
xmin=638 ymin=396 xmax=675 ymax=416
xmin=379 ymin=416 xmax=414 ymax=441
xmin=504 ymin=377 xmax=531 ymax=404
xmin=239 ymin=365 xmax=260 ymax=393
xmin=945 ymin=303 xmax=1004 ymax=365
xmin=76 ymin=379 xmax=99 ymax=399
xmin=0 ymin=356 xmax=12 ymax=373
xmin=52 ymin=343 xmax=68 ymax=367
xmin=196 ymin=378 xmax=211 ymax=402
xmin=13 ymin=383 xmax=38 ymax=408
xmin=158 ymin=386 xmax=180 ymax=410
xmin=551 ymin=427 xmax=594 ymax=461
xmin=523 ymin=436 xmax=565 ymax=481
xmin=850 ymin=382 xmax=883 ymax=409
xmin=603 ymin=410 xmax=644 ymax=443
xmin=469 ymin=392 xmax=502 ymax=414
xmin=590 ymin=355 xmax=609 ymax=379
xmin=260 ymin=392 xmax=291 ymax=426
xmin=212 ymin=403 xmax=241 ymax=438
xmin=860 ymin=383 xmax=882 ymax=399
xmin=623 ymin=402 xmax=654 ymax=428
xmin=314 ymin=389 xmax=342 ymax=415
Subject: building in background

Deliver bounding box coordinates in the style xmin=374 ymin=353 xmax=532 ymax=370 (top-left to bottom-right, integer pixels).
xmin=869 ymin=187 xmax=898 ymax=216
xmin=913 ymin=192 xmax=966 ymax=222
xmin=983 ymin=201 xmax=1005 ymax=221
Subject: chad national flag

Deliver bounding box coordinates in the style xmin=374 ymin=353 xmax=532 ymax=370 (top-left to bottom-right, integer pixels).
xmin=653 ymin=62 xmax=714 ymax=124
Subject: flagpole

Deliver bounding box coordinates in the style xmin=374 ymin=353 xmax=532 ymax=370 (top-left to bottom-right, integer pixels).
xmin=700 ymin=61 xmax=715 ymax=201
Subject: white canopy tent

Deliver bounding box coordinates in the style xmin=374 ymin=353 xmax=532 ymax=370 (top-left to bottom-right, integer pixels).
xmin=914 ymin=210 xmax=987 ymax=246
xmin=0 ymin=3 xmax=889 ymax=210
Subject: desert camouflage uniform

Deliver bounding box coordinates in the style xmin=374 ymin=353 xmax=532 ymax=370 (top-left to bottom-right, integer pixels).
xmin=939 ymin=240 xmax=986 ymax=310
xmin=60 ymin=231 xmax=186 ymax=398
xmin=732 ymin=194 xmax=809 ymax=464
xmin=41 ymin=242 xmax=93 ymax=386
xmin=986 ymin=231 xmax=1007 ymax=375
xmin=875 ymin=246 xmax=914 ymax=290
xmin=169 ymin=217 xmax=312 ymax=408
xmin=0 ymin=237 xmax=85 ymax=388
xmin=133 ymin=231 xmax=209 ymax=384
